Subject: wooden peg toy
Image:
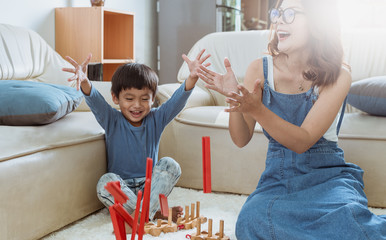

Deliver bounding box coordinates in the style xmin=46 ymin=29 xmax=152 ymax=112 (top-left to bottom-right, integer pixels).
xmin=189 ymin=219 xmax=230 ymax=240
xmin=162 ymin=208 xmax=178 ymax=233
xmin=189 ymin=218 xmax=204 ymax=240
xmin=144 ymin=207 xmax=178 ymax=236
xmin=181 ymin=205 xmax=193 ymax=229
xmin=144 ymin=220 xmax=163 ymax=237
xmin=205 ymin=219 xmax=217 ymax=240
xmin=191 ymin=201 xmax=207 ymax=228
xmin=214 ymin=220 xmax=230 ymax=240
xmin=178 ymin=201 xmax=207 ymax=230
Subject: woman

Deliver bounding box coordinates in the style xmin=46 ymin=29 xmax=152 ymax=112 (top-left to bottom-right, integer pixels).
xmin=198 ymin=0 xmax=386 ymax=239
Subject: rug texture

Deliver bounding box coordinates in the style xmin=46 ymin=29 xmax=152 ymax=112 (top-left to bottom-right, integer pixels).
xmin=42 ymin=187 xmax=386 ymax=240
xmin=41 ymin=187 xmax=247 ymax=240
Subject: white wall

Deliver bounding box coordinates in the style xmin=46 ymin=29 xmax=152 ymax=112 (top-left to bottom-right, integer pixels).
xmin=0 ymin=0 xmax=158 ymax=70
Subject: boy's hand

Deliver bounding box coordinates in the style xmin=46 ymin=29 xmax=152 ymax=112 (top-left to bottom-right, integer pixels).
xmin=62 ymin=53 xmax=92 ymax=93
xmin=182 ymin=49 xmax=211 ymax=90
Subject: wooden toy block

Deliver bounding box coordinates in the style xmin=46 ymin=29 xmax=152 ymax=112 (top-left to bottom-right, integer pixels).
xmin=202 ymin=136 xmax=212 ymax=193
xmin=162 ymin=208 xmax=178 ymax=233
xmin=159 ymin=193 xmax=169 ymax=217
xmin=144 ymin=220 xmax=163 ymax=237
xmin=179 ymin=202 xmax=207 ymax=230
xmin=189 ymin=219 xmax=230 ymax=240
xmin=189 ymin=218 xmax=203 ymax=240
xmin=204 ymin=219 xmax=217 ymax=240
xmin=144 ymin=208 xmax=178 ymax=236
xmin=191 ymin=201 xmax=207 ymax=228
xmin=181 ymin=205 xmax=193 ymax=229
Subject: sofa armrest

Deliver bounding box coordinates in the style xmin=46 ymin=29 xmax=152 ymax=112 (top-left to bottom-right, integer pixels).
xmin=156 ymin=83 xmax=215 ymax=108
xmin=75 ymin=81 xmax=119 ymax=111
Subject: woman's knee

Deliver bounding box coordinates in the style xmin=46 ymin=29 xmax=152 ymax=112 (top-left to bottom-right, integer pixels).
xmin=235 ymin=213 xmax=246 ymax=238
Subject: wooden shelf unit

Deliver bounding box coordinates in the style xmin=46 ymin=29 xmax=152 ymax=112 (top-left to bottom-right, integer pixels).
xmin=55 ymin=7 xmax=134 ymax=81
xmin=242 ymin=0 xmax=270 ymax=30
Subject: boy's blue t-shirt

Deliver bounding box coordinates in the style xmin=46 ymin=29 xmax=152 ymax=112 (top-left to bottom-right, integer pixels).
xmin=85 ymin=82 xmax=192 ymax=179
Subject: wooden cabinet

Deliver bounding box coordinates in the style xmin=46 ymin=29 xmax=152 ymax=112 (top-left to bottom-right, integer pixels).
xmin=242 ymin=0 xmax=271 ymax=30
xmin=55 ymin=7 xmax=134 ymax=81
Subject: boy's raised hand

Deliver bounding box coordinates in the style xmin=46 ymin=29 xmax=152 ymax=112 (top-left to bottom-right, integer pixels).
xmin=182 ymin=49 xmax=211 ymax=90
xmin=62 ymin=53 xmax=92 ymax=93
xmin=198 ymin=57 xmax=239 ymax=97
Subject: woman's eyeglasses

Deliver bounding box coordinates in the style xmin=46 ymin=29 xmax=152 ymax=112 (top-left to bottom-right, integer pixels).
xmin=270 ymin=8 xmax=304 ymax=24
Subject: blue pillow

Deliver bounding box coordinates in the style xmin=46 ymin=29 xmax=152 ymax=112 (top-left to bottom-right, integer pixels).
xmin=347 ymin=76 xmax=386 ymax=116
xmin=0 ymin=80 xmax=83 ymax=125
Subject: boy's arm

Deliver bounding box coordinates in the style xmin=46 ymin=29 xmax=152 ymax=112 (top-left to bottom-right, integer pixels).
xmin=62 ymin=54 xmax=116 ymax=130
xmin=84 ymin=84 xmax=117 ymax=130
xmin=155 ymin=81 xmax=193 ymax=126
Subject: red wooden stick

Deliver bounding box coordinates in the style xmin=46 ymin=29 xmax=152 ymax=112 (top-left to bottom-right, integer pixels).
xmin=159 ymin=194 xmax=169 ymax=217
xmin=145 ymin=157 xmax=153 ymax=180
xmin=138 ymin=178 xmax=151 ymax=240
xmin=202 ymin=136 xmax=212 ymax=193
xmin=105 ymin=181 xmax=129 ymax=204
xmin=144 ymin=158 xmax=153 ymax=222
xmin=131 ymin=190 xmax=142 ymax=240
xmin=114 ymin=204 xmax=136 ymax=229
xmin=109 ymin=205 xmax=127 ymax=240
xmin=138 ymin=158 xmax=153 ymax=240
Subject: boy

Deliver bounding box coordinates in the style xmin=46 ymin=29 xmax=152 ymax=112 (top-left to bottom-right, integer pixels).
xmin=63 ymin=50 xmax=210 ymax=230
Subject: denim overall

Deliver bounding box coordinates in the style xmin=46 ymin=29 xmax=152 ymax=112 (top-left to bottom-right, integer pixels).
xmin=235 ymin=56 xmax=386 ymax=240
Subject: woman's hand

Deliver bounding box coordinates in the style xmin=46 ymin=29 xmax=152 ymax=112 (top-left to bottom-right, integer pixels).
xmin=225 ymin=79 xmax=263 ymax=114
xmin=198 ymin=57 xmax=239 ymax=96
xmin=62 ymin=53 xmax=92 ymax=92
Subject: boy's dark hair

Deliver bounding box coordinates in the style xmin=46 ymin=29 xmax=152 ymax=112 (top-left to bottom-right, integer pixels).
xmin=111 ymin=63 xmax=159 ymax=98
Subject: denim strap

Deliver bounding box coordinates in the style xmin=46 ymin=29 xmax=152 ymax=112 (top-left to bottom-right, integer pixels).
xmin=263 ymin=56 xmax=268 ymax=83
xmin=336 ymin=97 xmax=347 ymax=135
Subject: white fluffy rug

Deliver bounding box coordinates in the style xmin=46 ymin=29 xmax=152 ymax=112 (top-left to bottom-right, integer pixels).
xmin=42 ymin=187 xmax=386 ymax=240
xmin=42 ymin=187 xmax=247 ymax=240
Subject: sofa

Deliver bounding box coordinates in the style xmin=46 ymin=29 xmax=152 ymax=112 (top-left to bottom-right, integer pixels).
xmin=0 ymin=24 xmax=114 ymax=240
xmin=156 ymin=29 xmax=386 ymax=208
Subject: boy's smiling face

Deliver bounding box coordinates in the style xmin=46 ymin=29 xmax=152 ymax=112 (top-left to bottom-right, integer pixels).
xmin=112 ymin=87 xmax=154 ymax=127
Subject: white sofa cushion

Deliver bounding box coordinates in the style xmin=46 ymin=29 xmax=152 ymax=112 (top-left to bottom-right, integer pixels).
xmin=0 ymin=112 xmax=104 ymax=162
xmin=0 ymin=24 xmax=73 ymax=86
xmin=341 ymin=28 xmax=386 ymax=82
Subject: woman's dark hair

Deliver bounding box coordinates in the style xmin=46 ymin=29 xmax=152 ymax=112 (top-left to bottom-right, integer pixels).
xmin=111 ymin=63 xmax=159 ymax=98
xmin=268 ymin=0 xmax=344 ymax=87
